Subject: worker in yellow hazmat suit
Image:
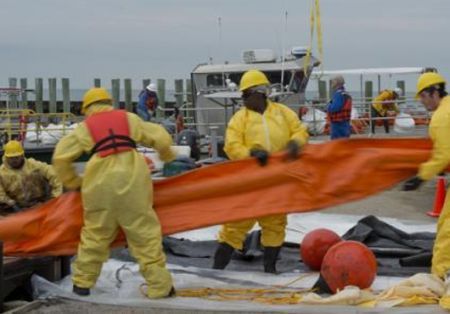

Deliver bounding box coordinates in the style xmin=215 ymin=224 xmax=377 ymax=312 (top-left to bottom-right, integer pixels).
xmin=0 ymin=140 xmax=62 ymax=215
xmin=52 ymin=88 xmax=176 ymax=298
xmin=371 ymin=88 xmax=402 ymax=134
xmin=402 ymin=72 xmax=450 ymax=309
xmin=213 ymin=70 xmax=309 ymax=273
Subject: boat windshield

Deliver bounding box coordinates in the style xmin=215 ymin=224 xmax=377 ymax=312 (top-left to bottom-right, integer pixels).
xmin=206 ymin=70 xmax=302 ymax=91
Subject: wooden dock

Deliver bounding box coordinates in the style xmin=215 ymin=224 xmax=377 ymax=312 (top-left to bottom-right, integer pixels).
xmin=0 ymin=242 xmax=71 ymax=312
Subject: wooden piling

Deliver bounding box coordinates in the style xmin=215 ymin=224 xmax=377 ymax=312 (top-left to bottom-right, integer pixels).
xmin=157 ymin=79 xmax=166 ymax=118
xmin=62 ymin=78 xmax=71 ymax=113
xmin=174 ymin=79 xmax=184 ymax=108
xmin=35 ymin=78 xmax=44 ymax=113
xmin=20 ymin=78 xmax=27 ymax=109
xmin=124 ymin=78 xmax=133 ymax=112
xmin=185 ymin=79 xmax=192 ymax=103
xmin=365 ymin=80 xmax=374 ymax=131
xmin=396 ymin=80 xmax=405 ymax=98
xmin=185 ymin=79 xmax=193 ymax=119
xmin=8 ymin=78 xmax=17 ymax=109
xmin=318 ymin=80 xmax=327 ymax=102
xmin=143 ymin=79 xmax=151 ymax=90
xmin=0 ymin=76 xmax=193 ymax=117
xmin=111 ymin=79 xmax=120 ymax=109
xmin=49 ymin=78 xmax=57 ymax=113
xmin=365 ymin=81 xmax=373 ymax=102
xmin=328 ymin=80 xmax=333 ymax=99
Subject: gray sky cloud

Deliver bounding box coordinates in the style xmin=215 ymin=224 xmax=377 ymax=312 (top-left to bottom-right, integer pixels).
xmin=0 ymin=0 xmax=448 ymax=91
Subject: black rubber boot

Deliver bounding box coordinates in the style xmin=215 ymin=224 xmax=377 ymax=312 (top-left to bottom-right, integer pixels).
xmin=312 ymin=274 xmax=332 ymax=294
xmin=167 ymin=286 xmax=176 ymax=297
xmin=73 ymin=285 xmax=90 ymax=296
xmin=263 ymin=246 xmax=281 ymax=274
xmin=212 ymin=242 xmax=234 ymax=269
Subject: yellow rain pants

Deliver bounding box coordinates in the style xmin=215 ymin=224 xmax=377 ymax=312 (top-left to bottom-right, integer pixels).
xmin=52 ymin=104 xmax=175 ymax=298
xmin=0 ymin=156 xmax=62 ymax=208
xmin=416 ymin=96 xmax=450 ymax=279
xmin=219 ymin=101 xmax=309 ymax=249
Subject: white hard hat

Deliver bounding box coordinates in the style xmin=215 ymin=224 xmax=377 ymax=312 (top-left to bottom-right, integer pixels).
xmin=393 ymin=87 xmax=403 ymax=96
xmin=146 ymin=83 xmax=157 ymax=92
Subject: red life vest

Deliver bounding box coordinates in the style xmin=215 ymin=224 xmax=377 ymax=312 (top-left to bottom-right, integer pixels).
xmin=328 ymin=93 xmax=352 ymax=122
xmin=85 ymin=110 xmax=136 ymax=158
xmin=146 ymin=96 xmax=157 ymax=111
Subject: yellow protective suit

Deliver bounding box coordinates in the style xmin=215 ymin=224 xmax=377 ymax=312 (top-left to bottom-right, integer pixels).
xmin=52 ymin=104 xmax=175 ymax=298
xmin=0 ymin=156 xmax=62 ymax=208
xmin=219 ymin=100 xmax=309 ymax=249
xmin=372 ymin=90 xmax=400 ymax=116
xmin=416 ymin=96 xmax=450 ymax=280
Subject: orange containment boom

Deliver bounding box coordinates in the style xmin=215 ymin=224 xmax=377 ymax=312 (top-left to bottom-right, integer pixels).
xmin=0 ymin=138 xmax=436 ymax=256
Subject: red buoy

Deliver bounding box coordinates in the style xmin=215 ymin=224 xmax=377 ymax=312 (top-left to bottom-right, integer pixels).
xmin=300 ymin=228 xmax=341 ymax=271
xmin=321 ymin=241 xmax=377 ymax=293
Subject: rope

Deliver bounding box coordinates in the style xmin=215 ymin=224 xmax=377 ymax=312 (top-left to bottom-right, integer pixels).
xmin=114 ymin=264 xmax=134 ymax=289
xmin=129 ymin=271 xmax=442 ymax=308
xmin=175 ymin=273 xmax=315 ymax=305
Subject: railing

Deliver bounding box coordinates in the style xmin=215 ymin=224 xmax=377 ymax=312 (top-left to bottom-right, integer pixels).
xmin=0 ymin=96 xmax=429 ymax=149
xmin=296 ymin=96 xmax=429 ymax=137
xmin=0 ymin=109 xmax=80 ymax=145
xmin=156 ymin=96 xmax=430 ymax=139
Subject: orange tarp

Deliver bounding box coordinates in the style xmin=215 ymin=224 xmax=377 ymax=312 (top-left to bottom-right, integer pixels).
xmin=0 ymin=138 xmax=436 ymax=256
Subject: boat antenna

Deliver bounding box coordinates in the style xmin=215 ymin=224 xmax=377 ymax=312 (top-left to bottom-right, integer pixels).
xmin=218 ymin=16 xmax=226 ymax=88
xmin=280 ymin=10 xmax=288 ymax=89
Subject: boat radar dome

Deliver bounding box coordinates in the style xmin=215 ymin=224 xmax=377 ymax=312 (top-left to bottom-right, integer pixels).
xmin=291 ymin=46 xmax=308 ymax=58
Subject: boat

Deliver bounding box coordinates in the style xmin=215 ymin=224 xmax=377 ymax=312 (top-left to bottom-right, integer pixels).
xmin=190 ymin=47 xmax=320 ymax=136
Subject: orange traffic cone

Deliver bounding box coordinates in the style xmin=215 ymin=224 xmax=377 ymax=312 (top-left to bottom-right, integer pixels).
xmin=427 ymin=176 xmax=447 ymax=217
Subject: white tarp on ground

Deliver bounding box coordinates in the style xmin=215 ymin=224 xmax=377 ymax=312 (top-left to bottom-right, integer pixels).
xmin=31 ymin=214 xmax=438 ymax=312
xmin=32 ymin=260 xmax=406 ymax=312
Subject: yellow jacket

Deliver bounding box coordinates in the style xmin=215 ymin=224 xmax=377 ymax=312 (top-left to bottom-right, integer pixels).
xmin=372 ymin=90 xmax=400 ymax=116
xmin=52 ymin=105 xmax=175 ymax=191
xmin=0 ymin=157 xmax=63 ymax=207
xmin=418 ymin=96 xmax=450 ymax=180
xmin=224 ymin=101 xmax=309 ymax=160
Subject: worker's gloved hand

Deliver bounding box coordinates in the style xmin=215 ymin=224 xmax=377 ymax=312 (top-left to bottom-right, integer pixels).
xmin=285 ymin=140 xmax=301 ymax=161
xmin=403 ymin=176 xmax=424 ymax=191
xmin=250 ymin=149 xmax=269 ymax=167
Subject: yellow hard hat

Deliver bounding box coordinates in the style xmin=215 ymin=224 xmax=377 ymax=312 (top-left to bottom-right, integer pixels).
xmin=3 ymin=140 xmax=24 ymax=157
xmin=416 ymin=72 xmax=446 ymax=98
xmin=82 ymin=88 xmax=112 ymax=114
xmin=239 ymin=70 xmax=270 ymax=92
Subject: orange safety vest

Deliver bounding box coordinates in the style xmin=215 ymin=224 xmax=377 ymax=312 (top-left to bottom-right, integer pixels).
xmin=85 ymin=110 xmax=136 ymax=158
xmin=328 ymin=93 xmax=352 ymax=122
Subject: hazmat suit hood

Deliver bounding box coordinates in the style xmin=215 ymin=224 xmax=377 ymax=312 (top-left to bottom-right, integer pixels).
xmin=84 ymin=103 xmax=113 ymax=116
xmin=2 ymin=154 xmax=26 ymax=170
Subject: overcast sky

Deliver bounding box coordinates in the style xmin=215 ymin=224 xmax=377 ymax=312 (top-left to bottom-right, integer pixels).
xmin=0 ymin=0 xmax=449 ymax=91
